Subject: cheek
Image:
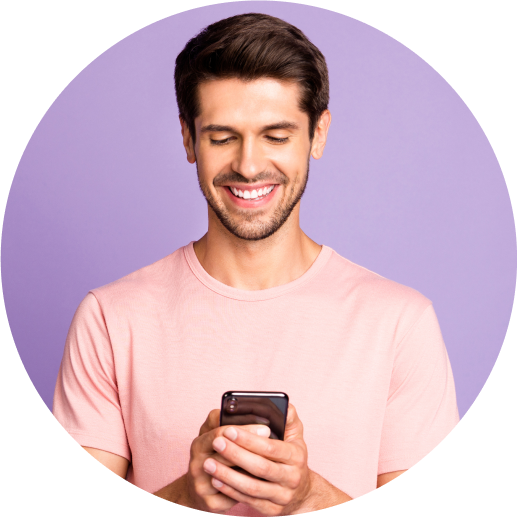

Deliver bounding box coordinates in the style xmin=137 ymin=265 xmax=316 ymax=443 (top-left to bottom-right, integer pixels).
xmin=271 ymin=137 xmax=309 ymax=166
xmin=197 ymin=147 xmax=233 ymax=177
xmin=273 ymin=150 xmax=308 ymax=181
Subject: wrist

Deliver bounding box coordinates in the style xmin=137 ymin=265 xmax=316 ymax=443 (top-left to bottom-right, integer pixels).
xmin=154 ymin=473 xmax=195 ymax=508
xmin=292 ymin=470 xmax=351 ymax=513
xmin=296 ymin=470 xmax=319 ymax=513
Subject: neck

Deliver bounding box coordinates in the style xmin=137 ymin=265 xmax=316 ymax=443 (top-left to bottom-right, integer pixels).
xmin=193 ymin=206 xmax=321 ymax=290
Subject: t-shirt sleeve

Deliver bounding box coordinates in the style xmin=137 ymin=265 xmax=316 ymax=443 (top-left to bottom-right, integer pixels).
xmin=53 ymin=292 xmax=131 ymax=461
xmin=378 ymin=304 xmax=459 ymax=475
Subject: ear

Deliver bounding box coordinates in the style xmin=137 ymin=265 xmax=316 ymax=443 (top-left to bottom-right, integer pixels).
xmin=180 ymin=116 xmax=196 ymax=164
xmin=310 ymin=110 xmax=331 ymax=160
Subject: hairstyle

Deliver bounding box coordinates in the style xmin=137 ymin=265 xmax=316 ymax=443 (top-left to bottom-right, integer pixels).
xmin=174 ymin=13 xmax=329 ymax=142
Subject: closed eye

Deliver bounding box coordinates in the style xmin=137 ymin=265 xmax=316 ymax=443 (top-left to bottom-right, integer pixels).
xmin=210 ymin=136 xmax=289 ymax=145
xmin=210 ymin=137 xmax=234 ymax=146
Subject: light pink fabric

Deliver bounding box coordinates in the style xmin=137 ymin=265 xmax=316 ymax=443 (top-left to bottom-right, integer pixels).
xmin=53 ymin=243 xmax=458 ymax=512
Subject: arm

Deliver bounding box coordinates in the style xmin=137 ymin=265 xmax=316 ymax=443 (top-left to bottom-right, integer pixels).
xmin=83 ymin=428 xmax=351 ymax=513
xmin=83 ymin=447 xmax=129 ymax=478
xmin=301 ymin=470 xmax=408 ymax=507
xmin=83 ymin=443 xmax=405 ymax=500
xmin=294 ymin=470 xmax=352 ymax=513
xmin=82 ymin=445 xmax=194 ymax=506
xmin=154 ymin=474 xmax=194 ymax=507
xmin=54 ymin=293 xmax=133 ymax=472
xmin=377 ymin=470 xmax=406 ymax=488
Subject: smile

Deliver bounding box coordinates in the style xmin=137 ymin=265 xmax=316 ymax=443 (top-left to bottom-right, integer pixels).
xmin=227 ymin=185 xmax=275 ymax=201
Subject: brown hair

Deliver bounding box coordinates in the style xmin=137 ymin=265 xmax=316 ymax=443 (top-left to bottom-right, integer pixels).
xmin=174 ymin=13 xmax=329 ymax=142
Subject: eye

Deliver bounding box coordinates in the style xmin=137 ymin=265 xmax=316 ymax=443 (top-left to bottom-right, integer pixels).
xmin=210 ymin=137 xmax=233 ymax=146
xmin=266 ymin=136 xmax=289 ymax=144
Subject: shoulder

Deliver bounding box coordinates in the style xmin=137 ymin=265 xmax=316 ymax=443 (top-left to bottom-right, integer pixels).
xmin=90 ymin=246 xmax=188 ymax=310
xmin=320 ymin=248 xmax=432 ymax=334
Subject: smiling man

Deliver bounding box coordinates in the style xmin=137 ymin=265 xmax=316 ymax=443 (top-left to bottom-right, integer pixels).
xmin=53 ymin=13 xmax=459 ymax=516
xmin=184 ymin=76 xmax=324 ymax=293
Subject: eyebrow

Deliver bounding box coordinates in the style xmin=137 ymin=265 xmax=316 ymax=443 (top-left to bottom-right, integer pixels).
xmin=199 ymin=121 xmax=300 ymax=133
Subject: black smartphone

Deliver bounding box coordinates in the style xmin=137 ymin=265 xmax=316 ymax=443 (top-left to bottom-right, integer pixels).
xmin=220 ymin=391 xmax=289 ymax=440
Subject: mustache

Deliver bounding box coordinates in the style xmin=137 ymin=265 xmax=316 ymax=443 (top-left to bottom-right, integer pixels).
xmin=213 ymin=170 xmax=289 ymax=186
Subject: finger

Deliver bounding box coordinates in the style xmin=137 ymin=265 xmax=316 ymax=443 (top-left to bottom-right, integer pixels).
xmin=211 ymin=479 xmax=284 ymax=516
xmin=204 ymin=458 xmax=289 ymax=506
xmin=199 ymin=409 xmax=220 ymax=435
xmin=189 ymin=455 xmax=237 ymax=510
xmin=222 ymin=427 xmax=295 ymax=465
xmin=284 ymin=404 xmax=304 ymax=441
xmin=212 ymin=452 xmax=234 ymax=467
xmin=285 ymin=404 xmax=297 ymax=427
xmin=212 ymin=435 xmax=292 ymax=484
xmin=195 ymin=424 xmax=271 ymax=455
xmin=190 ymin=476 xmax=237 ymax=514
xmin=225 ymin=400 xmax=284 ymax=437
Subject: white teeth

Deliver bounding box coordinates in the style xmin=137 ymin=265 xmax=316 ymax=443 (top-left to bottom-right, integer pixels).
xmin=231 ymin=186 xmax=274 ymax=199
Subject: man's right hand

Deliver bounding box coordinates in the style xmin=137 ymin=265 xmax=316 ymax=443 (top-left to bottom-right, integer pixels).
xmin=180 ymin=409 xmax=270 ymax=514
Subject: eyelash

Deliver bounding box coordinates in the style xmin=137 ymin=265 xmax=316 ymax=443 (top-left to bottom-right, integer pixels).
xmin=210 ymin=136 xmax=289 ymax=146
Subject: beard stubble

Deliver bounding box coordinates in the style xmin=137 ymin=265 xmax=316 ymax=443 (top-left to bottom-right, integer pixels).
xmin=197 ymin=159 xmax=310 ymax=241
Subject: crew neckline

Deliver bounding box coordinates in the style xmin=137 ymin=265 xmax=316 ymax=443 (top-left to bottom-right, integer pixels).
xmin=183 ymin=241 xmax=333 ymax=301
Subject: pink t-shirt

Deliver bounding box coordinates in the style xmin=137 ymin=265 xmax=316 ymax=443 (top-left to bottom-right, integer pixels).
xmin=53 ymin=243 xmax=458 ymax=513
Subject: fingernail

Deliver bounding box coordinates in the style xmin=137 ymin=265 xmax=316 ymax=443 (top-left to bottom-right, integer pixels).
xmin=256 ymin=426 xmax=270 ymax=437
xmin=212 ymin=436 xmax=226 ymax=452
xmin=212 ymin=478 xmax=223 ymax=489
xmin=224 ymin=427 xmax=238 ymax=441
xmin=203 ymin=458 xmax=216 ymax=474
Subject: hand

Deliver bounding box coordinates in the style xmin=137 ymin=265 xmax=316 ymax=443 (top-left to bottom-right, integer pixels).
xmin=203 ymin=404 xmax=315 ymax=515
xmin=185 ymin=409 xmax=271 ymax=513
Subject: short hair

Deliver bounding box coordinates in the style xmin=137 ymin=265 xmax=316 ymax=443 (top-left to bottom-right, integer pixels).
xmin=174 ymin=13 xmax=329 ymax=142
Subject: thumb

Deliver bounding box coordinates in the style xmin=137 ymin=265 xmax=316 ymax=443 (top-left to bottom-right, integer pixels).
xmin=199 ymin=409 xmax=220 ymax=435
xmin=284 ymin=403 xmax=303 ymax=441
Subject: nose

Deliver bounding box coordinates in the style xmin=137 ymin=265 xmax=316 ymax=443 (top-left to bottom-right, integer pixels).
xmin=231 ymin=137 xmax=267 ymax=180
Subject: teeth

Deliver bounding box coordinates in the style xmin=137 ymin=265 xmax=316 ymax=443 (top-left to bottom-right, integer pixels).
xmin=230 ymin=185 xmax=274 ymax=199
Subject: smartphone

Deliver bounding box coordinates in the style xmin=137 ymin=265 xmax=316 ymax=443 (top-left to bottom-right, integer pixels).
xmin=220 ymin=391 xmax=289 ymax=440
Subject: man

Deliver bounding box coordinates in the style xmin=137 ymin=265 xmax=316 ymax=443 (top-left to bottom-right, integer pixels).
xmin=53 ymin=13 xmax=459 ymax=515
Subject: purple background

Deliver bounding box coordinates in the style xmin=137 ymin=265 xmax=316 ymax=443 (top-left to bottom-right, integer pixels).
xmin=1 ymin=2 xmax=516 ymax=417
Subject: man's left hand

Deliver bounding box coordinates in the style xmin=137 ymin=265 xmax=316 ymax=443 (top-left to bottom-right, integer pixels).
xmin=203 ymin=404 xmax=349 ymax=515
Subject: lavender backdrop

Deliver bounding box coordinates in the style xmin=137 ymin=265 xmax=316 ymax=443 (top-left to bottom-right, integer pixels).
xmin=1 ymin=2 xmax=515 ymax=417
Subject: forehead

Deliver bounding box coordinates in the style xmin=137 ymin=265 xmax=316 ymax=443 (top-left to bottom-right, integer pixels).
xmin=196 ymin=78 xmax=307 ymax=128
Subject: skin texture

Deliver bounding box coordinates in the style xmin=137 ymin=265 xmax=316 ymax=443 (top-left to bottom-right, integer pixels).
xmin=201 ymin=405 xmax=348 ymax=515
xmin=184 ymin=78 xmax=327 ymax=291
xmin=83 ymin=78 xmax=407 ymax=512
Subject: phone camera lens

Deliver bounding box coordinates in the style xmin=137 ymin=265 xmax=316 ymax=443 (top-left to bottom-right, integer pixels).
xmin=227 ymin=397 xmax=238 ymax=412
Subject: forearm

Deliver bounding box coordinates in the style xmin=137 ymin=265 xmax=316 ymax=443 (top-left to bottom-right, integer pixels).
xmin=154 ymin=474 xmax=194 ymax=508
xmin=292 ymin=470 xmax=352 ymax=513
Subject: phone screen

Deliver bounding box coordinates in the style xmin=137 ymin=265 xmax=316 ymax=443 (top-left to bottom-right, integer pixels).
xmin=220 ymin=391 xmax=289 ymax=440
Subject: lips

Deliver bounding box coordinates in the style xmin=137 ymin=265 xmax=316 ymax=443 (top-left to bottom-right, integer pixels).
xmin=229 ymin=185 xmax=274 ymax=200
xmin=224 ymin=184 xmax=278 ymax=207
